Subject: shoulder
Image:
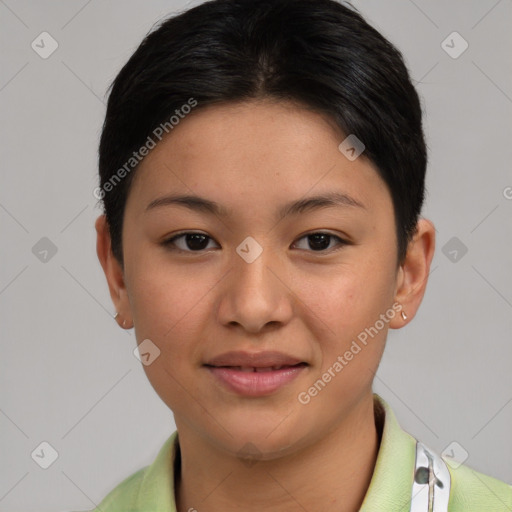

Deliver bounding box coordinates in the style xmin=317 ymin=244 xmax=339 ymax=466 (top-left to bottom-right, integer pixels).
xmin=446 ymin=460 xmax=512 ymax=511
xmin=374 ymin=394 xmax=512 ymax=511
xmin=79 ymin=431 xmax=179 ymax=512
xmin=95 ymin=466 xmax=147 ymax=511
xmin=68 ymin=465 xmax=148 ymax=512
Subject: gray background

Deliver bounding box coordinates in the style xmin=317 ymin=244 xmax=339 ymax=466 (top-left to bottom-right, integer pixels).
xmin=1 ymin=0 xmax=511 ymax=510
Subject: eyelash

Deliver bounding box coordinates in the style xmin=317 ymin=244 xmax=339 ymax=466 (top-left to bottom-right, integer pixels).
xmin=162 ymin=231 xmax=349 ymax=254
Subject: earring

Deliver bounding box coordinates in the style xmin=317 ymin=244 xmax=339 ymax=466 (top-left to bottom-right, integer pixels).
xmin=114 ymin=313 xmax=130 ymax=328
xmin=401 ymin=310 xmax=407 ymax=321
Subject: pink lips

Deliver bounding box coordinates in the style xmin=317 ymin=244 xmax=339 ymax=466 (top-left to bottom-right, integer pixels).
xmin=204 ymin=351 xmax=307 ymax=396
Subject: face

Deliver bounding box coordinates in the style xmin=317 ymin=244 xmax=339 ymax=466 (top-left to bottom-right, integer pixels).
xmin=97 ymin=99 xmax=432 ymax=460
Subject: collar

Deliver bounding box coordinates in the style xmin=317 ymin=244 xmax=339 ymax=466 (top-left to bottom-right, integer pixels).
xmin=133 ymin=393 xmax=419 ymax=511
xmin=359 ymin=393 xmax=418 ymax=510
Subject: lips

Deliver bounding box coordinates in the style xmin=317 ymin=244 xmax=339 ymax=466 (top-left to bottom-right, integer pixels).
xmin=205 ymin=350 xmax=305 ymax=368
xmin=221 ymin=365 xmax=301 ymax=372
xmin=204 ymin=351 xmax=308 ymax=396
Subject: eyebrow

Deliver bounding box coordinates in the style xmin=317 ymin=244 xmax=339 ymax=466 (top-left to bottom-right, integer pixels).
xmin=145 ymin=191 xmax=366 ymax=220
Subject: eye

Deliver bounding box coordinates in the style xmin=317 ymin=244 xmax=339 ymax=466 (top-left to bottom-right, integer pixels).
xmin=163 ymin=232 xmax=219 ymax=252
xmin=292 ymin=232 xmax=348 ymax=253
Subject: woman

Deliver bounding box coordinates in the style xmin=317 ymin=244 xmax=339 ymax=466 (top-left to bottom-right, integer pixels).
xmin=92 ymin=0 xmax=512 ymax=510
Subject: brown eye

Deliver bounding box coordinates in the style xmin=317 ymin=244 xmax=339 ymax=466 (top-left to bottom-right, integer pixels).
xmin=163 ymin=232 xmax=219 ymax=252
xmin=293 ymin=232 xmax=347 ymax=252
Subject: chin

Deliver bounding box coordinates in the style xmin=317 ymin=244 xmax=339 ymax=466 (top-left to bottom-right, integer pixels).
xmin=204 ymin=415 xmax=315 ymax=462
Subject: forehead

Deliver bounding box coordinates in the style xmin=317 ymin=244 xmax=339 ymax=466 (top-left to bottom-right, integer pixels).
xmin=125 ymin=99 xmax=392 ymax=219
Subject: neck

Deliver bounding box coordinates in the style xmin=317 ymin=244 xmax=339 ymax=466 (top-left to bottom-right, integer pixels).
xmin=175 ymin=394 xmax=381 ymax=512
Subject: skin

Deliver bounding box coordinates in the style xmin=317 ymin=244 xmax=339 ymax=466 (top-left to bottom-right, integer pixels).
xmin=96 ymin=99 xmax=435 ymax=512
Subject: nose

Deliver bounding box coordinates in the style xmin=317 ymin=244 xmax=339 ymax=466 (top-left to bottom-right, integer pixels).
xmin=216 ymin=241 xmax=294 ymax=334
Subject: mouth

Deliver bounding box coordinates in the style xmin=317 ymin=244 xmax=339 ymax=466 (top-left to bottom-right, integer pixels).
xmin=205 ymin=363 xmax=307 ymax=372
xmin=203 ymin=352 xmax=308 ymax=396
xmin=204 ymin=350 xmax=307 ymax=368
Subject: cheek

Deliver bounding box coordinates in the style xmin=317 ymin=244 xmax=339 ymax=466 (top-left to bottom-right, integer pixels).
xmin=300 ymin=274 xmax=390 ymax=404
xmin=295 ymin=256 xmax=394 ymax=378
xmin=126 ymin=261 xmax=218 ymax=370
xmin=297 ymin=259 xmax=391 ymax=332
xmin=129 ymin=260 xmax=202 ymax=323
xmin=128 ymin=266 xmax=213 ymax=408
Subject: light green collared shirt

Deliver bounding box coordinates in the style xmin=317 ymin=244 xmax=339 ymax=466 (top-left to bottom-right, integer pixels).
xmin=76 ymin=394 xmax=512 ymax=511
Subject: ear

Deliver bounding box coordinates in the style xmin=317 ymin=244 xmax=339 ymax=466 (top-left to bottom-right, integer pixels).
xmin=389 ymin=218 xmax=436 ymax=328
xmin=95 ymin=214 xmax=133 ymax=329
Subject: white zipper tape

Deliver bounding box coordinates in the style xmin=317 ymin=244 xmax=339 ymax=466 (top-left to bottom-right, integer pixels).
xmin=410 ymin=441 xmax=451 ymax=512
